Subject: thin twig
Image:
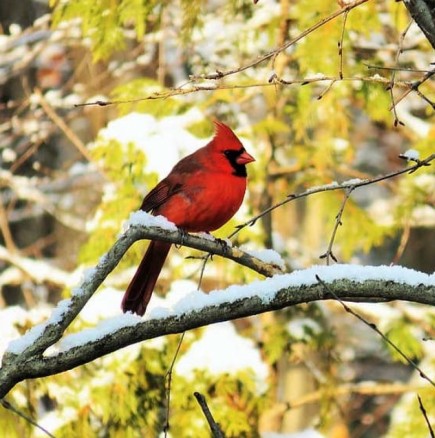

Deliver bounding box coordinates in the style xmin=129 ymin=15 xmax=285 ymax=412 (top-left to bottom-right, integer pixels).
xmin=270 ymin=73 xmax=401 ymax=88
xmin=317 ymin=79 xmax=336 ymax=100
xmin=191 ymin=0 xmax=369 ymax=81
xmin=390 ymin=68 xmax=435 ymax=110
xmin=36 ymin=89 xmax=92 ymax=161
xmin=338 ymin=10 xmax=349 ymax=79
xmin=315 ymin=275 xmax=435 ymax=388
xmin=0 ymin=399 xmax=56 ymax=438
xmin=388 ymin=20 xmax=412 ymax=127
xmin=417 ymin=394 xmax=435 ymax=438
xmin=163 ymin=332 xmax=185 ymax=437
xmin=194 ymin=392 xmax=225 ymax=438
xmin=197 ymin=254 xmax=211 ymax=290
xmin=392 ymin=222 xmax=411 ymax=264
xmin=320 ymin=187 xmax=354 ymax=264
xmin=364 ymin=64 xmax=432 ymax=73
xmin=77 ymin=73 xmax=409 ymax=108
xmin=228 ymin=153 xmax=434 ymax=239
xmin=414 ymin=87 xmax=435 ymax=109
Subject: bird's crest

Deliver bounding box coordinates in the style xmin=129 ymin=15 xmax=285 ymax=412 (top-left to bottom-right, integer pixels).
xmin=211 ymin=120 xmax=244 ymax=151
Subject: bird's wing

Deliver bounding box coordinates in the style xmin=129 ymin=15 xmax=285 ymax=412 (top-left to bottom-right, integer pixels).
xmin=140 ymin=179 xmax=184 ymax=213
xmin=140 ymin=152 xmax=206 ymax=213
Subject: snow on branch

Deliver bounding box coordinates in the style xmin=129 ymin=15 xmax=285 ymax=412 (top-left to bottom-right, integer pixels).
xmin=0 ymin=216 xmax=282 ymax=397
xmin=0 ymin=263 xmax=433 ymax=398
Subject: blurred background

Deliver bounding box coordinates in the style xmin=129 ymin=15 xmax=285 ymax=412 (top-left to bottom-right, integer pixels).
xmin=0 ymin=0 xmax=434 ymax=436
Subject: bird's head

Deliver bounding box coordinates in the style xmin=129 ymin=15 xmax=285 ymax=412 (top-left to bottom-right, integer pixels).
xmin=210 ymin=121 xmax=255 ymax=177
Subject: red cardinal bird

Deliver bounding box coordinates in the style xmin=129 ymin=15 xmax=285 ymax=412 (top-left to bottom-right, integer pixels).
xmin=122 ymin=121 xmax=255 ymax=316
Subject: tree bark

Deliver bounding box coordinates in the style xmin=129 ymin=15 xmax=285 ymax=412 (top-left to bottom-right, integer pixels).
xmin=403 ymin=0 xmax=435 ymax=49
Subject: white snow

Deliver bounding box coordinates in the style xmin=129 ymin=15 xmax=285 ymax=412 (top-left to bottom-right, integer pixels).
xmin=6 ymin=324 xmax=46 ymax=355
xmin=413 ymin=174 xmax=435 ymax=191
xmin=369 ymin=73 xmax=384 ymax=81
xmin=6 ymin=299 xmax=72 ymax=354
xmin=35 ymin=407 xmax=78 ymax=438
xmin=175 ymin=321 xmax=269 ymax=393
xmin=411 ymin=205 xmax=435 ymax=227
xmin=155 ymin=264 xmax=434 ymax=319
xmin=5 ymin=265 xmax=433 ymax=357
xmin=54 ymin=283 xmax=196 ymax=354
xmin=240 ymin=246 xmax=285 ymax=268
xmin=367 ymin=199 xmax=395 ymax=226
xmin=58 ymin=312 xmax=142 ymax=352
xmin=332 ymin=138 xmax=349 ymax=152
xmin=287 ymin=318 xmax=322 ymax=340
xmin=396 ymin=105 xmax=430 ymax=137
xmin=125 ymin=210 xmax=178 ymax=232
xmin=81 ymin=267 xmax=97 ymax=283
xmin=0 ymin=245 xmax=72 ymax=286
xmin=98 ymin=110 xmax=204 ymax=178
xmin=342 ymin=178 xmax=364 ymax=185
xmin=305 ymin=73 xmax=326 ymax=80
xmin=194 ymin=231 xmax=218 ymax=242
xmin=308 ymin=182 xmax=340 ymax=192
xmin=401 ymin=149 xmax=420 ymax=161
xmin=2 ymin=147 xmax=17 ymax=162
xmin=79 ymin=288 xmax=124 ymax=324
xmin=0 ymin=306 xmax=30 ymax=362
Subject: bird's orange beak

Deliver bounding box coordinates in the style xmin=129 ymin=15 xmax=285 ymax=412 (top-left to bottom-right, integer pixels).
xmin=236 ymin=150 xmax=255 ymax=165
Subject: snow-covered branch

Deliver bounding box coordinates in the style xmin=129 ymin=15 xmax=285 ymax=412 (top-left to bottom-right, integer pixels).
xmin=0 ymin=264 xmax=433 ymax=398
xmin=0 ymin=215 xmax=282 ymax=397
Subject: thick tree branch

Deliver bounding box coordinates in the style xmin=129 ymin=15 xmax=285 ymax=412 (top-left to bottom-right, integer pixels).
xmin=1 ymin=222 xmax=280 ymax=360
xmin=403 ymin=0 xmax=435 ymax=49
xmin=1 ymin=272 xmax=433 ymax=398
xmin=0 ymin=220 xmax=280 ymax=397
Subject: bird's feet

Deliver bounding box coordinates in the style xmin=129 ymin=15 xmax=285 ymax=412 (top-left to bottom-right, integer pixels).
xmin=175 ymin=229 xmax=189 ymax=248
xmin=205 ymin=233 xmax=230 ymax=255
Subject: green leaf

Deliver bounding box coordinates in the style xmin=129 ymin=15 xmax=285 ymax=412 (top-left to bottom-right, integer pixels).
xmin=385 ymin=319 xmax=424 ymax=363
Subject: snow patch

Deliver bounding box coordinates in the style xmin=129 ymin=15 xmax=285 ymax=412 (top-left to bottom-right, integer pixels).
xmin=287 ymin=318 xmax=322 ymax=340
xmin=175 ymin=321 xmax=269 ymax=393
xmin=125 ymin=210 xmax=177 ymax=232
xmin=58 ymin=313 xmax=142 ymax=352
xmin=6 ymin=299 xmax=72 ymax=354
xmin=240 ymin=245 xmax=285 ymax=268
xmin=98 ymin=110 xmax=204 ymax=178
xmin=401 ymin=149 xmax=420 ymax=161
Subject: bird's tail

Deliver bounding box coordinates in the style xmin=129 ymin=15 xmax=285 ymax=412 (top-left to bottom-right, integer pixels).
xmin=121 ymin=241 xmax=171 ymax=316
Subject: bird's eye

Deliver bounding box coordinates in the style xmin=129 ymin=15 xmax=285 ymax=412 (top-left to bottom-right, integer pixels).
xmin=223 ymin=147 xmax=245 ymax=157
